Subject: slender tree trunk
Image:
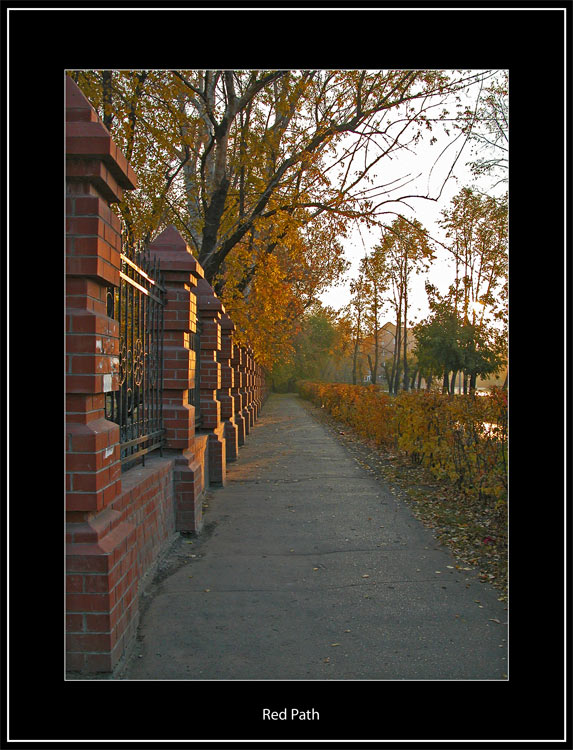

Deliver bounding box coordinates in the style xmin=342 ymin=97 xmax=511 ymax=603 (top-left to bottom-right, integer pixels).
xmin=367 ymin=353 xmax=375 ymax=385
xmin=370 ymin=281 xmax=380 ymax=385
xmin=402 ymin=280 xmax=409 ymax=391
xmin=442 ymin=371 xmax=449 ymax=394
xmin=383 ymin=360 xmax=392 ymax=389
xmin=389 ymin=347 xmax=397 ymax=395
xmin=102 ymin=70 xmax=114 ymax=131
xmin=352 ymin=339 xmax=359 ymax=385
xmin=450 ymin=370 xmax=457 ymax=395
xmin=351 ymin=309 xmax=361 ymax=385
xmin=372 ymin=330 xmax=379 ymax=385
xmin=410 ymin=367 xmax=418 ymax=390
xmin=393 ymin=312 xmax=402 ymax=395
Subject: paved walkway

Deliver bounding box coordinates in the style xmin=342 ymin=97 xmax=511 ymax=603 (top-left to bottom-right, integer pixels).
xmin=119 ymin=392 xmax=508 ymax=680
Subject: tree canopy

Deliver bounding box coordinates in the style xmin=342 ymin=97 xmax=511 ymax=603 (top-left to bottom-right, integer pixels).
xmin=70 ymin=68 xmax=500 ymax=370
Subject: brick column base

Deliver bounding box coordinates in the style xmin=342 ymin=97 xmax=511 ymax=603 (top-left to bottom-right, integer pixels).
xmin=66 ymin=513 xmax=137 ymax=673
xmin=223 ymin=418 xmax=239 ymax=462
xmin=172 ymin=449 xmax=206 ymax=532
xmin=207 ymin=425 xmax=227 ymax=485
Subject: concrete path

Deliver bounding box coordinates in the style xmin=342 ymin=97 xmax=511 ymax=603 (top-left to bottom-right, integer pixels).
xmin=119 ymin=392 xmax=508 ymax=681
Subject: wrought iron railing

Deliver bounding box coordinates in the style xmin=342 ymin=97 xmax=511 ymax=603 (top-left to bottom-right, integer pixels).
xmin=105 ymin=239 xmax=165 ymax=469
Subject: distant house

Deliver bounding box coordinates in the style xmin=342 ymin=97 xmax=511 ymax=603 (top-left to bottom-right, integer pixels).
xmin=360 ymin=322 xmax=417 ymax=384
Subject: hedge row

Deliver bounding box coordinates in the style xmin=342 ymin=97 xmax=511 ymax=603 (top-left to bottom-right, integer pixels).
xmin=298 ymin=381 xmax=508 ymax=507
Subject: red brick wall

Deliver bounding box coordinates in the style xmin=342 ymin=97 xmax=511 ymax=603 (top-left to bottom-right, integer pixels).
xmin=65 ymin=75 xmax=266 ymax=674
xmin=66 ymin=457 xmax=176 ymax=672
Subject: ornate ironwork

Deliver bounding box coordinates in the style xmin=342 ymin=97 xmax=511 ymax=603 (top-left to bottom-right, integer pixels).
xmin=105 ymin=237 xmax=165 ymax=469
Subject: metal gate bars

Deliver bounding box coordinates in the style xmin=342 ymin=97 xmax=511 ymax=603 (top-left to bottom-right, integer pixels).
xmin=105 ymin=239 xmax=165 ymax=469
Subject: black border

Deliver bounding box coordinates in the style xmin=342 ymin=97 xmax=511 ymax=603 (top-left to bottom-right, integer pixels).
xmin=4 ymin=1 xmax=569 ymax=747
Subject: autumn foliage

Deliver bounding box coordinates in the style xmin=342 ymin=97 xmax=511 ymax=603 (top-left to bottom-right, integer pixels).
xmin=298 ymin=382 xmax=507 ymax=506
xmin=70 ymin=69 xmax=498 ymax=371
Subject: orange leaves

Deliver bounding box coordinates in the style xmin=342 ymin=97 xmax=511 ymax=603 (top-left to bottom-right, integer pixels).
xmin=221 ymin=243 xmax=301 ymax=371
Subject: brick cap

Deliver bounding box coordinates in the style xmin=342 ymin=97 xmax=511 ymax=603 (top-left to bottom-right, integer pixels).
xmin=220 ymin=312 xmax=235 ymax=332
xmin=65 ymin=76 xmax=99 ymax=123
xmin=196 ymin=277 xmax=224 ymax=312
xmin=150 ymin=226 xmax=205 ymax=279
xmin=66 ymin=520 xmax=135 ymax=558
xmin=65 ymin=75 xmax=137 ymax=191
xmin=66 ymin=507 xmax=122 ymax=544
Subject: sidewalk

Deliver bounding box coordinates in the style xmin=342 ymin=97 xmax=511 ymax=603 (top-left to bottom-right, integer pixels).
xmin=117 ymin=392 xmax=508 ymax=680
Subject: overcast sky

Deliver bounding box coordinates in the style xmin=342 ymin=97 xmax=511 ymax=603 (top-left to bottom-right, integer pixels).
xmin=318 ymin=72 xmax=507 ymax=326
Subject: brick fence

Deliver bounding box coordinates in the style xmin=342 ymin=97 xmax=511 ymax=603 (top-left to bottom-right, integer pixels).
xmin=65 ymin=75 xmax=267 ymax=673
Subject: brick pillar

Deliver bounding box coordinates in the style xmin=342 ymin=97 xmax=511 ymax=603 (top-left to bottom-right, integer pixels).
xmin=196 ymin=278 xmax=227 ymax=485
xmin=65 ymin=75 xmax=140 ymax=673
xmin=231 ymin=346 xmax=246 ymax=447
xmin=244 ymin=346 xmax=256 ymax=429
xmin=218 ymin=313 xmax=239 ymax=462
xmin=238 ymin=346 xmax=251 ymax=436
xmin=148 ymin=225 xmax=207 ymax=531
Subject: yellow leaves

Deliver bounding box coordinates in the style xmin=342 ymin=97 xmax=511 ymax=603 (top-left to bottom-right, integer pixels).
xmin=220 ymin=241 xmax=298 ymax=370
xmin=219 ymin=210 xmax=348 ymax=371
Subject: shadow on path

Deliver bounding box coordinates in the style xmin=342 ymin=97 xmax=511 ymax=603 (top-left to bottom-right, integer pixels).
xmin=117 ymin=392 xmax=508 ymax=681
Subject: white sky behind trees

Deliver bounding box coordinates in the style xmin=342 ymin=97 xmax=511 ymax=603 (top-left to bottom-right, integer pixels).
xmin=318 ymin=70 xmax=508 ymax=327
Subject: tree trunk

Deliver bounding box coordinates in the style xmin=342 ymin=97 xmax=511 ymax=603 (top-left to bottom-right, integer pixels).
xmin=102 ymin=70 xmax=114 ymax=131
xmin=372 ymin=305 xmax=379 ymax=384
xmin=367 ymin=353 xmax=377 ymax=385
xmin=402 ymin=285 xmax=409 ymax=391
xmin=450 ymin=370 xmax=457 ymax=395
xmin=393 ymin=314 xmax=402 ymax=395
xmin=442 ymin=371 xmax=449 ymax=394
xmin=410 ymin=367 xmax=418 ymax=390
xmin=352 ymin=339 xmax=359 ymax=385
xmin=383 ymin=361 xmax=392 ymax=389
xmin=352 ymin=308 xmax=362 ymax=385
xmin=200 ymin=175 xmax=231 ymax=279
